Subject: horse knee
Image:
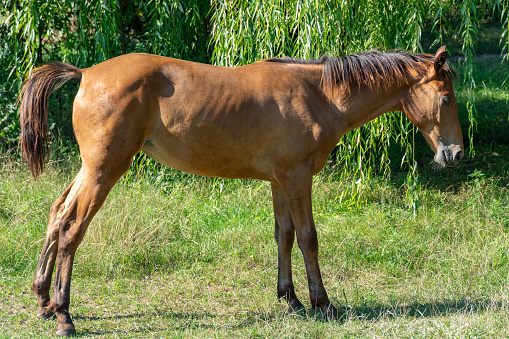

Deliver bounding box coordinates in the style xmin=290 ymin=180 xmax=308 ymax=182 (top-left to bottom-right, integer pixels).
xmin=280 ymin=230 xmax=295 ymax=247
xmin=296 ymin=228 xmax=318 ymax=253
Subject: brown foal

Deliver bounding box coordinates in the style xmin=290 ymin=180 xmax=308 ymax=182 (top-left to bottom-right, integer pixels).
xmin=18 ymin=47 xmax=463 ymax=336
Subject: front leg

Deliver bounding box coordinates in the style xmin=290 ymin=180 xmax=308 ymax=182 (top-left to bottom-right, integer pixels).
xmin=276 ymin=170 xmax=340 ymax=320
xmin=271 ymin=182 xmax=304 ymax=312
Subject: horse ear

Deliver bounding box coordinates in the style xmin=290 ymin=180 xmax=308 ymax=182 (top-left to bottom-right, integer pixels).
xmin=434 ymin=46 xmax=447 ymax=73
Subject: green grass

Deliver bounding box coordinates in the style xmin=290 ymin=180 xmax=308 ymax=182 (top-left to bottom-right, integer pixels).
xmin=1 ymin=54 xmax=508 ymax=337
xmin=1 ymin=143 xmax=509 ymax=337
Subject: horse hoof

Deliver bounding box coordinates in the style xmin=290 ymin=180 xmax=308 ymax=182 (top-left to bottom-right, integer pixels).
xmin=288 ymin=299 xmax=305 ymax=313
xmin=36 ymin=310 xmax=55 ymax=320
xmin=56 ymin=328 xmax=76 ymax=337
xmin=322 ymin=303 xmax=343 ymax=322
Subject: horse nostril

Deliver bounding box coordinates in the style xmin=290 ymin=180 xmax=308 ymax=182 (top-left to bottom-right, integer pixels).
xmin=454 ymin=150 xmax=463 ymax=162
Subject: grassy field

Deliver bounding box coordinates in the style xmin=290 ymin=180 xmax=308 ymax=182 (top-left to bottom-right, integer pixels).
xmin=0 ymin=55 xmax=508 ymax=337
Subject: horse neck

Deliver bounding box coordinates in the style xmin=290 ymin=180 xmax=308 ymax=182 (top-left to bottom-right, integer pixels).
xmin=330 ymin=78 xmax=415 ymax=135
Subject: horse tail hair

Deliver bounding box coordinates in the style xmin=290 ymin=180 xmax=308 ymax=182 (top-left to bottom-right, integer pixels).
xmin=18 ymin=62 xmax=82 ymax=178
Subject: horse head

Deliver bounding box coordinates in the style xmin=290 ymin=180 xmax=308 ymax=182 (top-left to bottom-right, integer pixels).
xmin=402 ymin=46 xmax=464 ymax=167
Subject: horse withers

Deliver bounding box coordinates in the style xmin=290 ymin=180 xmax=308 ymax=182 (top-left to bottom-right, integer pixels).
xmin=18 ymin=46 xmax=463 ymax=336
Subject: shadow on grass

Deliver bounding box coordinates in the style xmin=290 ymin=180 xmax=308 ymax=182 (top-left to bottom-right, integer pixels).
xmin=70 ymin=309 xmax=280 ymax=336
xmin=341 ymin=296 xmax=507 ymax=322
xmin=68 ymin=296 xmax=507 ymax=336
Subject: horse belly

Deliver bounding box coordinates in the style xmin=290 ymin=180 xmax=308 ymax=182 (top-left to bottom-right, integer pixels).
xmin=141 ymin=134 xmax=273 ymax=181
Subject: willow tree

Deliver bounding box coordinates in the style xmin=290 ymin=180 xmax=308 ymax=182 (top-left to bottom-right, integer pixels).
xmin=1 ymin=0 xmax=508 ymax=209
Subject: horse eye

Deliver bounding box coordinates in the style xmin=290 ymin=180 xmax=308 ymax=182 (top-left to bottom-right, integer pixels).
xmin=440 ymin=96 xmax=451 ymax=106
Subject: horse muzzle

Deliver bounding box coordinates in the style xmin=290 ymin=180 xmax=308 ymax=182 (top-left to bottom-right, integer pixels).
xmin=434 ymin=144 xmax=463 ymax=168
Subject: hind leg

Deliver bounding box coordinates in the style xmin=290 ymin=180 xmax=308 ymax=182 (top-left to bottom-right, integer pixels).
xmin=34 ymin=72 xmax=158 ymax=335
xmin=39 ymin=129 xmax=142 ymax=336
xmin=32 ymin=174 xmax=84 ymax=320
xmin=46 ymin=154 xmax=135 ymax=337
